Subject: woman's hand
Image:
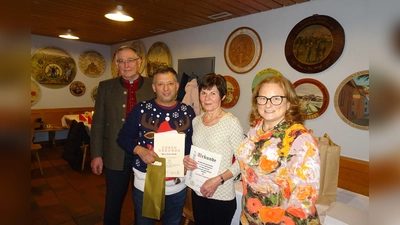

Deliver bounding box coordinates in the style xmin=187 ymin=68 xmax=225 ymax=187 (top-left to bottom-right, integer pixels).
xmin=183 ymin=155 xmax=197 ymax=171
xmin=200 ymin=176 xmax=220 ymax=198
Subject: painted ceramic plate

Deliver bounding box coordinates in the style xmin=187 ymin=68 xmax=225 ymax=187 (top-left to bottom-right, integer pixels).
xmin=131 ymin=40 xmax=147 ymax=74
xmin=31 ymin=79 xmax=41 ymax=106
xmin=334 ymin=70 xmax=369 ymax=130
xmin=111 ymin=53 xmax=119 ymax=78
xmin=293 ymin=78 xmax=329 ymax=120
xmin=224 ymin=27 xmax=262 ymax=74
xmin=146 ymin=42 xmax=172 ymax=77
xmin=285 ymin=14 xmax=345 ymax=73
xmin=79 ymin=50 xmax=106 ymax=77
xmin=91 ymin=86 xmax=98 ymax=102
xmin=31 ymin=46 xmax=76 ymax=89
xmin=69 ymin=81 xmax=86 ymax=97
xmin=251 ymin=68 xmax=282 ymax=91
xmin=222 ymin=75 xmax=240 ymax=108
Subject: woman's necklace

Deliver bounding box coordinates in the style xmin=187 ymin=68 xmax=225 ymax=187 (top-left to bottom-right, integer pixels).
xmin=262 ymin=118 xmax=285 ymax=132
xmin=202 ymin=109 xmax=223 ymax=123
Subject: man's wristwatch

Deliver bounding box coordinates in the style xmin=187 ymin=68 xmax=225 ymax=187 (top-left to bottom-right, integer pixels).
xmin=220 ymin=175 xmax=225 ymax=185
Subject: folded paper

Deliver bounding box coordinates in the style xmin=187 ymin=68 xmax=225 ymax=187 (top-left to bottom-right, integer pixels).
xmin=78 ymin=114 xmax=87 ymax=121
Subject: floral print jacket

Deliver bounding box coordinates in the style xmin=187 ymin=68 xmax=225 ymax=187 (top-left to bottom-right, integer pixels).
xmin=237 ymin=120 xmax=320 ymax=225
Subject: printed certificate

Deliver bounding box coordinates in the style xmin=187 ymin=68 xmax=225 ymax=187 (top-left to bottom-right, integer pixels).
xmin=154 ymin=132 xmax=185 ymax=177
xmin=185 ymin=145 xmax=221 ymax=193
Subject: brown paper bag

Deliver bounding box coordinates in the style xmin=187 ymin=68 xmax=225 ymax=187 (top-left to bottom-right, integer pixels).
xmin=142 ymin=157 xmax=166 ymax=220
xmin=313 ymin=133 xmax=341 ymax=205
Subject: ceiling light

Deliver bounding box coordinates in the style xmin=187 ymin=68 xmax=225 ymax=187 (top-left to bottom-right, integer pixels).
xmin=105 ymin=5 xmax=133 ymax=22
xmin=59 ymin=29 xmax=79 ymax=40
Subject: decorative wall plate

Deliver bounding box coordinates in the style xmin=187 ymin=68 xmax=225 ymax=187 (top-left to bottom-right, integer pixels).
xmin=31 ymin=46 xmax=77 ymax=88
xmin=221 ymin=75 xmax=240 ymax=108
xmin=224 ymin=27 xmax=262 ymax=74
xmin=31 ymin=79 xmax=41 ymax=106
xmin=111 ymin=53 xmax=119 ymax=78
xmin=252 ymin=68 xmax=282 ymax=91
xmin=131 ymin=40 xmax=147 ymax=74
xmin=293 ymin=78 xmax=329 ymax=120
xmin=91 ymin=86 xmax=98 ymax=102
xmin=334 ymin=70 xmax=369 ymax=130
xmin=69 ymin=81 xmax=86 ymax=96
xmin=79 ymin=50 xmax=106 ymax=77
xmin=285 ymin=14 xmax=345 ymax=73
xmin=146 ymin=42 xmax=172 ymax=78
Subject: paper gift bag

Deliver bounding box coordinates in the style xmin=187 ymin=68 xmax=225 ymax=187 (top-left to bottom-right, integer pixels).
xmin=314 ymin=133 xmax=341 ymax=205
xmin=142 ymin=157 xmax=166 ymax=220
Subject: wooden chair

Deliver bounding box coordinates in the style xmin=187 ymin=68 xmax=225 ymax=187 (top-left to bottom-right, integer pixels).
xmin=31 ymin=122 xmax=43 ymax=175
xmin=183 ymin=188 xmax=195 ymax=225
xmin=81 ymin=143 xmax=89 ymax=170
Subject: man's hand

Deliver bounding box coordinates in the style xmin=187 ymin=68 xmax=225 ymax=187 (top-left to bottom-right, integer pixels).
xmin=134 ymin=145 xmax=158 ymax=164
xmin=91 ymin=157 xmax=103 ymax=175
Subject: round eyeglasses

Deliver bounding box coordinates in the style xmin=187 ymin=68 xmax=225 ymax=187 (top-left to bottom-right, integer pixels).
xmin=255 ymin=96 xmax=285 ymax=106
xmin=116 ymin=57 xmax=140 ymax=65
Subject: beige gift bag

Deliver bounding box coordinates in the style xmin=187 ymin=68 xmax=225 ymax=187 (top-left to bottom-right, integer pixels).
xmin=312 ymin=132 xmax=341 ymax=205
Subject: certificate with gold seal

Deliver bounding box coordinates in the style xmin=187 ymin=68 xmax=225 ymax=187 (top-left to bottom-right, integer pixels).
xmin=224 ymin=27 xmax=262 ymax=74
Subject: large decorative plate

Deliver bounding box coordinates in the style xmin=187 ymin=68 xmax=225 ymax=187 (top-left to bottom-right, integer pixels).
xmin=69 ymin=81 xmax=86 ymax=97
xmin=334 ymin=70 xmax=369 ymax=130
xmin=146 ymin=42 xmax=172 ymax=78
xmin=79 ymin=50 xmax=106 ymax=77
xmin=111 ymin=53 xmax=119 ymax=78
xmin=251 ymin=68 xmax=282 ymax=91
xmin=224 ymin=27 xmax=262 ymax=74
xmin=293 ymin=78 xmax=329 ymax=120
xmin=131 ymin=40 xmax=147 ymax=74
xmin=31 ymin=79 xmax=41 ymax=106
xmin=221 ymin=75 xmax=240 ymax=108
xmin=91 ymin=86 xmax=98 ymax=102
xmin=31 ymin=46 xmax=77 ymax=89
xmin=285 ymin=14 xmax=345 ymax=74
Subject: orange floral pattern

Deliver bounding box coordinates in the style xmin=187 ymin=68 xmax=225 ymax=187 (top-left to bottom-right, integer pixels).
xmin=237 ymin=121 xmax=320 ymax=225
xmin=259 ymin=206 xmax=285 ymax=223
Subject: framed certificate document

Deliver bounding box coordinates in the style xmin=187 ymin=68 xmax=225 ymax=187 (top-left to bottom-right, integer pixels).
xmin=185 ymin=145 xmax=221 ymax=193
xmin=154 ymin=132 xmax=185 ymax=177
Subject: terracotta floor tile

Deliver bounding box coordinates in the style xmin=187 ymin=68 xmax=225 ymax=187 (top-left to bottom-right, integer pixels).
xmin=68 ymin=204 xmax=95 ymax=218
xmin=32 ymin=189 xmax=57 ymax=201
xmin=46 ymin=175 xmax=70 ymax=189
xmin=31 ymin=218 xmax=47 ymax=225
xmin=44 ymin=210 xmax=73 ymax=225
xmin=59 ymin=220 xmax=78 ymax=225
xmin=58 ymin=191 xmax=87 ymax=209
xmin=74 ymin=212 xmax=103 ymax=225
xmin=53 ymin=184 xmax=76 ymax=195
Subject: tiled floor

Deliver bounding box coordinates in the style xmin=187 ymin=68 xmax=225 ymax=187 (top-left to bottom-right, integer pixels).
xmin=31 ymin=141 xmax=194 ymax=225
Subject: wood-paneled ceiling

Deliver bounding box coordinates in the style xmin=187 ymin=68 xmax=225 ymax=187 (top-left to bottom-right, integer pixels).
xmin=31 ymin=0 xmax=310 ymax=45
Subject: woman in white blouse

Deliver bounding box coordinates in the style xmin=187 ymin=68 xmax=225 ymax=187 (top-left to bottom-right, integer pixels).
xmin=183 ymin=73 xmax=244 ymax=225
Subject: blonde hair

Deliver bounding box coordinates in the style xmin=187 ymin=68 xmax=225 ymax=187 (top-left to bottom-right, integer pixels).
xmin=249 ymin=75 xmax=305 ymax=127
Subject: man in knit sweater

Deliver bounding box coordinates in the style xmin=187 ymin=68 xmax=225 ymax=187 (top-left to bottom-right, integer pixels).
xmin=117 ymin=67 xmax=195 ymax=225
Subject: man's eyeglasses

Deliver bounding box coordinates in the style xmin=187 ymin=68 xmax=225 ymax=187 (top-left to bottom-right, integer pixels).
xmin=255 ymin=96 xmax=285 ymax=106
xmin=117 ymin=57 xmax=140 ymax=65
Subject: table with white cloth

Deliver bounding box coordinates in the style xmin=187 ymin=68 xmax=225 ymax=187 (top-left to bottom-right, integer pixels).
xmin=61 ymin=114 xmax=91 ymax=133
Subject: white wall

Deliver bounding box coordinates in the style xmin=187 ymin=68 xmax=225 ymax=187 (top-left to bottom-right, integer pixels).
xmin=31 ymin=0 xmax=368 ymax=161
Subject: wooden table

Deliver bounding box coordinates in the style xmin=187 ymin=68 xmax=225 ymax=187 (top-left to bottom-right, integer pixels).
xmin=34 ymin=126 xmax=68 ymax=148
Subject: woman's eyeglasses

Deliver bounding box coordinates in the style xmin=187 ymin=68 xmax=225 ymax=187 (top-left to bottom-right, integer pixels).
xmin=255 ymin=96 xmax=285 ymax=106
